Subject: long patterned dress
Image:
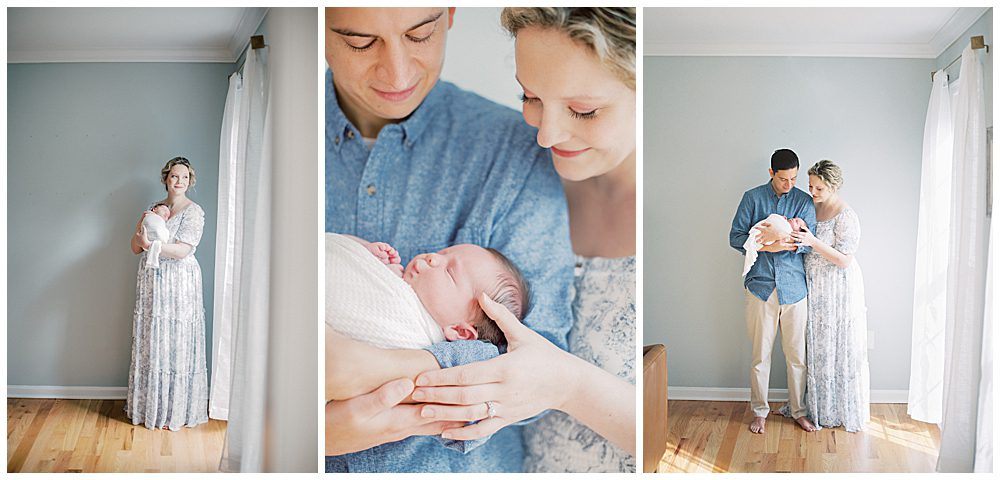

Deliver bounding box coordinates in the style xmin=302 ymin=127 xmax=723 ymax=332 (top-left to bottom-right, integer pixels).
xmin=523 ymin=255 xmax=636 ymax=473
xmin=802 ymin=206 xmax=870 ymax=432
xmin=126 ymin=202 xmax=209 ymax=431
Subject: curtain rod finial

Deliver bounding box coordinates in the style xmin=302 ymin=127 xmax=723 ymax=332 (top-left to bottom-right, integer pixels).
xmin=971 ymin=35 xmax=989 ymax=53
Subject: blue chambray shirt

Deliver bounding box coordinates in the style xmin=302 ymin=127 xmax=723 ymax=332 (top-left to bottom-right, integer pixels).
xmin=729 ymin=181 xmax=817 ymax=305
xmin=325 ymin=70 xmax=574 ymax=472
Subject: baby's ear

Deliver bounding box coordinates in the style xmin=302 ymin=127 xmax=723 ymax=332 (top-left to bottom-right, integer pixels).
xmin=443 ymin=323 xmax=478 ymax=341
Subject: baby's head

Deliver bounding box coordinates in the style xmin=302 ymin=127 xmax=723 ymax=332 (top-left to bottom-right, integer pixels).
xmin=402 ymin=244 xmax=529 ymax=347
xmin=788 ymin=217 xmax=807 ymax=232
xmin=151 ymin=203 xmax=171 ymax=221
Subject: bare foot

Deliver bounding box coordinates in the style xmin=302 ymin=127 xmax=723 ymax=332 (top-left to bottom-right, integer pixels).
xmin=749 ymin=416 xmax=766 ymax=434
xmin=795 ymin=416 xmax=817 ymax=432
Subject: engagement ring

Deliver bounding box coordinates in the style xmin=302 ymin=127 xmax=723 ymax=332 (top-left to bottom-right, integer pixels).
xmin=486 ymin=401 xmax=497 ymax=418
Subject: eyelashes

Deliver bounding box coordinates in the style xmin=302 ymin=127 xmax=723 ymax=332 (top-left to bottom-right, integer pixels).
xmin=346 ymin=39 xmax=376 ymax=52
xmin=520 ymin=93 xmax=599 ymax=120
xmin=343 ymin=25 xmax=436 ymax=53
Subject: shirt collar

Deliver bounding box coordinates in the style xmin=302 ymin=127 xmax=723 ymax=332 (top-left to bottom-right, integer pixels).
xmin=326 ymin=69 xmax=447 ymax=150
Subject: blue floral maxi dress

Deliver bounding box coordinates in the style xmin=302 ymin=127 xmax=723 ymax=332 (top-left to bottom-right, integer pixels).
xmin=802 ymin=206 xmax=870 ymax=432
xmin=523 ymin=255 xmax=636 ymax=472
xmin=126 ymin=202 xmax=209 ymax=430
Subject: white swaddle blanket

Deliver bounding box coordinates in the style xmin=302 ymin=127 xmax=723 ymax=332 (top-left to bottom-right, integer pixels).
xmin=326 ymin=233 xmax=446 ymax=349
xmin=742 ymin=213 xmax=792 ymax=276
xmin=143 ymin=214 xmax=171 ymax=269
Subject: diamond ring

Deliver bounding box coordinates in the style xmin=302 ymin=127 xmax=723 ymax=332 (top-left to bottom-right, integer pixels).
xmin=486 ymin=401 xmax=497 ymax=419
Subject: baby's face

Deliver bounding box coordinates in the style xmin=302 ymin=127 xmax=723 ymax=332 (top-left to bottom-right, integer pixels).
xmin=403 ymin=244 xmax=503 ymax=331
xmin=152 ymin=205 xmax=170 ymax=221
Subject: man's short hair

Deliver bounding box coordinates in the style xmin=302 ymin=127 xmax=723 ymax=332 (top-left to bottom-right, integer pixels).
xmin=771 ymin=149 xmax=799 ymax=172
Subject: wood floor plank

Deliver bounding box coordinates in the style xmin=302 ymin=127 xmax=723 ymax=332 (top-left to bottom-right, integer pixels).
xmin=659 ymin=400 xmax=940 ymax=473
xmin=7 ymin=399 xmax=54 ymax=472
xmin=7 ymin=398 xmax=225 ymax=473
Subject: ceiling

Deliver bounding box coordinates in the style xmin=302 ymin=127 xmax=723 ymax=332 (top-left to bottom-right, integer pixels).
xmin=644 ymin=7 xmax=990 ymax=58
xmin=7 ymin=7 xmax=267 ymax=63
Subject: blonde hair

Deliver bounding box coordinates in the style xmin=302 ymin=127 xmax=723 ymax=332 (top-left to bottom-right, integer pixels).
xmin=808 ymin=160 xmax=844 ymax=191
xmin=501 ymin=7 xmax=636 ymax=90
xmin=160 ymin=157 xmax=196 ymax=192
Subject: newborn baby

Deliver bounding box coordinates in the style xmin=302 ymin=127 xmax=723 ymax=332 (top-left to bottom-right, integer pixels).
xmin=325 ymin=233 xmax=529 ymax=351
xmin=143 ymin=203 xmax=171 ymax=269
xmin=741 ymin=213 xmax=807 ymax=276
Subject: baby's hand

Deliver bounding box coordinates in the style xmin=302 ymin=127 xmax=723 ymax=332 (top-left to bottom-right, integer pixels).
xmin=387 ymin=264 xmax=404 ymax=278
xmin=789 ymin=217 xmax=807 ymax=232
xmin=366 ymin=242 xmax=401 ymax=265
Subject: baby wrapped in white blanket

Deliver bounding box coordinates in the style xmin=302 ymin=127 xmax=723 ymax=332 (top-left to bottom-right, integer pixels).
xmin=325 ymin=233 xmax=529 ymax=350
xmin=742 ymin=213 xmax=806 ymax=276
xmin=143 ymin=204 xmax=171 ymax=269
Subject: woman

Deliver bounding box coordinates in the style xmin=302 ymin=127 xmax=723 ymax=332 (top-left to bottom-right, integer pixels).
xmin=414 ymin=7 xmax=637 ymax=472
xmin=787 ymin=160 xmax=870 ymax=432
xmin=127 ymin=156 xmax=209 ymax=431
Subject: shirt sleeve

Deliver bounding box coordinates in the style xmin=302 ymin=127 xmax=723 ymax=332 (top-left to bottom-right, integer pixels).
xmin=422 ymin=147 xmax=575 ymax=454
xmin=729 ymin=192 xmax=753 ymax=254
xmin=794 ymin=197 xmax=817 ymax=255
xmin=173 ymin=204 xmax=205 ymax=256
xmin=832 ymin=208 xmax=861 ymax=255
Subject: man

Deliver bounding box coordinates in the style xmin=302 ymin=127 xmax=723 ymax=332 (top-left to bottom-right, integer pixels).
xmin=729 ymin=148 xmax=817 ymax=434
xmin=324 ymin=8 xmax=574 ymax=472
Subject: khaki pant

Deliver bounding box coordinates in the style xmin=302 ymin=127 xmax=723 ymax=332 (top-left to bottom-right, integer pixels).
xmin=745 ymin=288 xmax=807 ymax=418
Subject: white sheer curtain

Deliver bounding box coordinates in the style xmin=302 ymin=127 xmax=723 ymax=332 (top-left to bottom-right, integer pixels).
xmin=908 ymin=70 xmax=953 ymax=423
xmin=977 ymin=134 xmax=996 ymax=471
xmin=937 ymin=44 xmax=990 ymax=473
xmin=210 ymin=46 xmax=272 ymax=473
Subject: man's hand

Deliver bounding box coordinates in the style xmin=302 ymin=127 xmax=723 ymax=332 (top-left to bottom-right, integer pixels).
xmin=325 ymin=378 xmax=464 ymax=456
xmin=760 ymin=239 xmax=797 ymax=252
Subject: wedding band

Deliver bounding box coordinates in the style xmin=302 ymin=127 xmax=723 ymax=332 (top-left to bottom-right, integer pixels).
xmin=486 ymin=401 xmax=497 ymax=419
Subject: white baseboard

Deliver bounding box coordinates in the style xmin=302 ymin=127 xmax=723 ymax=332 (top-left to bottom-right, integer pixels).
xmin=669 ymin=386 xmax=909 ymax=404
xmin=7 ymin=385 xmax=127 ymax=400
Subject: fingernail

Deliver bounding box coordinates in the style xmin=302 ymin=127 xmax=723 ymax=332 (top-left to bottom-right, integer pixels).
xmin=415 ymin=376 xmax=428 ymax=386
xmin=421 ymin=407 xmax=435 ymax=418
xmin=441 ymin=431 xmax=453 ymax=439
xmin=411 ymin=390 xmax=425 ymax=401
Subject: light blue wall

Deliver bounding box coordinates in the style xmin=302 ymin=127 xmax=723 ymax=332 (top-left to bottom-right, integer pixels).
xmin=644 ymin=55 xmax=934 ymax=391
xmin=936 ymin=8 xmax=992 ymax=127
xmin=8 ymin=62 xmax=232 ymax=387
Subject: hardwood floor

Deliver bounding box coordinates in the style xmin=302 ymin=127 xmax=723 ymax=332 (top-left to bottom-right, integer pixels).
xmin=8 ymin=398 xmax=226 ymax=473
xmin=658 ymin=400 xmax=940 ymax=473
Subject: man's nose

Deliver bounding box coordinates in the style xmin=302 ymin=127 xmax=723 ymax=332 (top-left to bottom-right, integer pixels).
xmin=377 ymin=41 xmax=412 ymax=90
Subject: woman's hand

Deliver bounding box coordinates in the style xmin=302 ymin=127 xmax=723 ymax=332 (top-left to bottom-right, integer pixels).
xmin=790 ymin=226 xmax=816 ymax=247
xmin=325 ymin=378 xmax=464 ymax=455
xmin=410 ymin=293 xmax=584 ymax=441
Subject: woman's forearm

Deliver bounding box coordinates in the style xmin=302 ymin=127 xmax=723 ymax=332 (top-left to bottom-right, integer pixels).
xmin=158 ymin=242 xmax=193 ymax=259
xmin=130 ymin=234 xmax=144 ymax=254
xmin=326 ymin=326 xmax=439 ymax=401
xmin=560 ymin=358 xmax=636 ymax=456
xmin=810 ymin=238 xmax=851 ymax=268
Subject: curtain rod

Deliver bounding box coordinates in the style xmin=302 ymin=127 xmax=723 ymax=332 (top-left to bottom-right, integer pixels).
xmin=931 ymin=35 xmax=990 ymax=81
xmin=229 ymin=35 xmax=267 ymax=78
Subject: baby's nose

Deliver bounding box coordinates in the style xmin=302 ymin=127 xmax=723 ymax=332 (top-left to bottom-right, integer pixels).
xmin=424 ymin=253 xmax=442 ymax=267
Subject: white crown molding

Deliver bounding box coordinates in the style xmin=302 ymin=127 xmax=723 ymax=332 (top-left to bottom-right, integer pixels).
xmin=8 ymin=7 xmax=268 ymax=64
xmin=928 ymin=7 xmax=990 ymax=58
xmin=645 ymin=42 xmax=937 ymax=59
xmin=226 ymin=7 xmax=268 ymax=60
xmin=8 ymin=47 xmax=236 ymax=64
xmin=8 ymin=385 xmax=127 ymax=400
xmin=668 ymin=386 xmax=909 ymax=404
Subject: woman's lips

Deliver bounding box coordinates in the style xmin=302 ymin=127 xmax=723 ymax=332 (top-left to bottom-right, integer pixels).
xmin=373 ymin=83 xmax=418 ymax=102
xmin=551 ymin=146 xmax=591 ymax=158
